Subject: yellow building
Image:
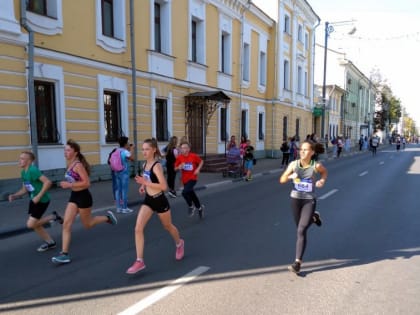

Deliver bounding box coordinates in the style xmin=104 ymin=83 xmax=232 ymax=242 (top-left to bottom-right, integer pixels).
xmin=0 ymin=0 xmax=319 ymax=195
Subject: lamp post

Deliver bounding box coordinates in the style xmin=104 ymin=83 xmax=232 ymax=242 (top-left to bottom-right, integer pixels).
xmin=321 ymin=20 xmax=356 ymax=146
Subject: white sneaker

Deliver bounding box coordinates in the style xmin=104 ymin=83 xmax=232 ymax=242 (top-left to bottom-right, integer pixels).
xmin=121 ymin=208 xmax=134 ymax=214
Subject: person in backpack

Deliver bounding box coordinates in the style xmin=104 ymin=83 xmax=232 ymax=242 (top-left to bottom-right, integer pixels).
xmin=110 ymin=136 xmax=135 ymax=214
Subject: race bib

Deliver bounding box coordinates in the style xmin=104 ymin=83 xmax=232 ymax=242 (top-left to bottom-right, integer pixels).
xmin=183 ymin=162 xmax=193 ymax=171
xmin=24 ymin=181 xmax=35 ymax=192
xmin=293 ymin=178 xmax=313 ymax=192
xmin=143 ymin=170 xmax=151 ymax=182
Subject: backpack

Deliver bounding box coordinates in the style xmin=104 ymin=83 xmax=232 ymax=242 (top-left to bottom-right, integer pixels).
xmin=109 ymin=148 xmax=125 ymax=172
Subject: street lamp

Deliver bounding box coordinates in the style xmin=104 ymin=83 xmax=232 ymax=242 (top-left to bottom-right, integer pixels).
xmin=321 ymin=20 xmax=356 ymax=145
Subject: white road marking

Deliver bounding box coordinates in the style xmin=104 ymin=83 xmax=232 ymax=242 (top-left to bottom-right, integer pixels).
xmin=359 ymin=171 xmax=368 ymax=177
xmin=118 ymin=266 xmax=210 ymax=315
xmin=318 ymin=189 xmax=338 ymax=200
xmin=379 ymin=161 xmax=385 ymax=165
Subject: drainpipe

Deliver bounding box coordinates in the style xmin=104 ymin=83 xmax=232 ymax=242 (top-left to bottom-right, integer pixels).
xmin=20 ymin=0 xmax=38 ymax=166
xmin=129 ymin=0 xmax=138 ymax=174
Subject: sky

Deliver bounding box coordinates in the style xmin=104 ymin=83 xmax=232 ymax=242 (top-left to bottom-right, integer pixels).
xmin=252 ymin=0 xmax=420 ymax=124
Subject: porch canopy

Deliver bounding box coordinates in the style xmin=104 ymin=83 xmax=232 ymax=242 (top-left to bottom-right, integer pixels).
xmin=184 ymin=91 xmax=231 ymax=156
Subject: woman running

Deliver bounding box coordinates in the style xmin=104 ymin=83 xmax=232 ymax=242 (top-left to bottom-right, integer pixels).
xmin=52 ymin=139 xmax=117 ymax=264
xmin=279 ymin=140 xmax=327 ymax=274
xmin=126 ymin=138 xmax=184 ymax=274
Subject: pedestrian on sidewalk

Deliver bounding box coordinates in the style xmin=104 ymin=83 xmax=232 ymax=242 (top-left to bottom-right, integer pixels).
xmin=243 ymin=139 xmax=255 ymax=181
xmin=280 ymin=139 xmax=290 ymax=168
xmin=165 ymin=136 xmax=179 ymax=198
xmin=279 ymin=140 xmax=328 ymax=275
xmin=109 ymin=136 xmax=135 ymax=214
xmin=175 ymin=141 xmax=205 ymax=218
xmin=8 ymin=151 xmax=63 ymax=252
xmin=126 ymin=138 xmax=184 ymax=274
xmin=52 ymin=139 xmax=117 ymax=264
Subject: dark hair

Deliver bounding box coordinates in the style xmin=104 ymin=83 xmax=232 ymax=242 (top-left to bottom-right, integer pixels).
xmin=119 ymin=136 xmax=129 ymax=148
xmin=21 ymin=151 xmax=35 ymax=161
xmin=66 ymin=139 xmax=91 ymax=175
xmin=144 ymin=138 xmax=162 ymax=159
xmin=301 ymin=140 xmax=325 ymax=154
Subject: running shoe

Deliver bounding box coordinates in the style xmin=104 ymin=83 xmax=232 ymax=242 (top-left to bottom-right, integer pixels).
xmin=188 ymin=206 xmax=195 ymax=217
xmin=175 ymin=239 xmax=185 ymax=260
xmin=168 ymin=190 xmax=177 ymax=198
xmin=198 ymin=205 xmax=205 ymax=219
xmin=52 ymin=211 xmax=63 ymax=224
xmin=37 ymin=241 xmax=56 ymax=252
xmin=288 ymin=261 xmax=301 ymax=274
xmin=312 ymin=211 xmax=322 ymax=227
xmin=116 ymin=208 xmax=124 ymax=213
xmin=120 ymin=208 xmax=134 ymax=214
xmin=107 ymin=211 xmax=118 ymax=225
xmin=126 ymin=259 xmax=146 ymax=274
xmin=52 ymin=252 xmax=71 ymax=264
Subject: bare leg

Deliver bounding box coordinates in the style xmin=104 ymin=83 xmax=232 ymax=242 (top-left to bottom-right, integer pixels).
xmin=134 ymin=205 xmax=154 ymax=259
xmin=61 ymin=202 xmax=79 ymax=253
xmin=157 ymin=209 xmax=181 ymax=245
xmin=27 ymin=215 xmax=55 ymax=242
xmin=78 ymin=208 xmax=109 ymax=229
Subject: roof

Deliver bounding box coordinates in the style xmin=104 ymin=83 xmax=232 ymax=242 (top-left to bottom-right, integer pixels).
xmin=186 ymin=91 xmax=231 ymax=102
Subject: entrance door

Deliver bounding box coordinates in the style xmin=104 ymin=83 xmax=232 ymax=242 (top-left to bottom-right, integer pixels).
xmin=188 ymin=104 xmax=204 ymax=154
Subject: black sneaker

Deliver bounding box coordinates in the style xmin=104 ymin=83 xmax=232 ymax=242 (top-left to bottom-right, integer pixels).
xmin=168 ymin=190 xmax=177 ymax=198
xmin=37 ymin=241 xmax=56 ymax=252
xmin=53 ymin=211 xmax=64 ymax=225
xmin=188 ymin=206 xmax=195 ymax=217
xmin=312 ymin=211 xmax=322 ymax=227
xmin=198 ymin=205 xmax=205 ymax=219
xmin=288 ymin=261 xmax=301 ymax=274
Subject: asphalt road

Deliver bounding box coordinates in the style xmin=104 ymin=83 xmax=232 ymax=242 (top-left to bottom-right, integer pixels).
xmin=1 ymin=146 xmax=420 ymax=315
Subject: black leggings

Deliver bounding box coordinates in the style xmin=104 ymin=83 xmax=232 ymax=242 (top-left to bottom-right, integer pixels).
xmin=166 ymin=163 xmax=176 ymax=191
xmin=182 ymin=180 xmax=201 ymax=208
xmin=291 ymin=198 xmax=316 ymax=260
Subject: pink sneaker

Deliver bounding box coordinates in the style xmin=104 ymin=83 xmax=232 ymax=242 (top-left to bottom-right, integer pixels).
xmin=126 ymin=259 xmax=146 ymax=274
xmin=175 ymin=239 xmax=185 ymax=260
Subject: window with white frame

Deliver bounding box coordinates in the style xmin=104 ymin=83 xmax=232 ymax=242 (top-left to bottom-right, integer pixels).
xmin=103 ymin=91 xmax=122 ymax=143
xmin=153 ymin=0 xmax=171 ymax=54
xmin=155 ymin=98 xmax=168 ymax=141
xmin=25 ymin=0 xmax=63 ymax=35
xmin=243 ymin=42 xmax=250 ymax=82
xmin=96 ymin=0 xmax=126 ymax=53
xmin=298 ymin=24 xmax=303 ymax=42
xmin=220 ymin=107 xmax=227 ymax=142
xmin=284 ymin=14 xmax=290 ymax=34
xmin=297 ymin=66 xmax=303 ymax=94
xmin=258 ymin=112 xmax=265 ymax=140
xmin=282 ymin=116 xmax=288 ymax=141
xmin=221 ymin=32 xmax=231 ymax=74
xmin=259 ymin=51 xmax=267 ymax=87
xmin=284 ymin=60 xmax=290 ymax=90
xmin=190 ymin=17 xmax=205 ymax=64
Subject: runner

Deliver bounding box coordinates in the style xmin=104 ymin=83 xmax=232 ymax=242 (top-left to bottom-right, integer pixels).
xmin=8 ymin=151 xmax=63 ymax=252
xmin=279 ymin=140 xmax=328 ymax=275
xmin=126 ymin=138 xmax=184 ymax=274
xmin=52 ymin=139 xmax=117 ymax=264
xmin=175 ymin=141 xmax=205 ymax=218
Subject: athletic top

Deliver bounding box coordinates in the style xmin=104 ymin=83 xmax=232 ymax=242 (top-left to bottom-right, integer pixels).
xmin=65 ymin=162 xmax=81 ymax=183
xmin=175 ymin=153 xmax=202 ymax=184
xmin=142 ymin=161 xmax=159 ymax=184
xmin=21 ymin=164 xmax=50 ymax=203
xmin=290 ymin=160 xmax=317 ymax=200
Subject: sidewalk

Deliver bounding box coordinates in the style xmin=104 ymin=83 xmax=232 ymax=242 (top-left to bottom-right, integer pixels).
xmin=0 ymin=147 xmax=370 ymax=239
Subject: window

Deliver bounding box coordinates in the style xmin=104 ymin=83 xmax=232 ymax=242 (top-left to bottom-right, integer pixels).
xmin=241 ymin=110 xmax=248 ymax=139
xmin=102 ymin=0 xmax=114 ymax=37
xmin=34 ymin=81 xmax=59 ymax=144
xmin=220 ymin=107 xmax=227 ymax=142
xmin=27 ymin=0 xmax=47 ymax=16
xmin=295 ymin=118 xmax=300 ymax=140
xmin=155 ymin=98 xmax=168 ymax=141
xmin=298 ymin=24 xmax=303 ymax=42
xmin=304 ymin=71 xmax=308 ymax=96
xmin=259 ymin=51 xmax=266 ymax=86
xmin=221 ymin=33 xmax=230 ymax=73
xmin=191 ymin=20 xmax=197 ymax=62
xmin=154 ymin=2 xmax=162 ymax=52
xmin=283 ymin=116 xmax=288 ymax=141
xmin=305 ymin=32 xmax=309 ymax=50
xmin=283 ymin=60 xmax=290 ymax=90
xmin=258 ymin=113 xmax=264 ymax=140
xmin=243 ymin=43 xmax=250 ymax=82
xmin=284 ymin=15 xmax=290 ymax=34
xmin=297 ymin=66 xmax=303 ymax=94
xmin=104 ymin=91 xmax=122 ymax=143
